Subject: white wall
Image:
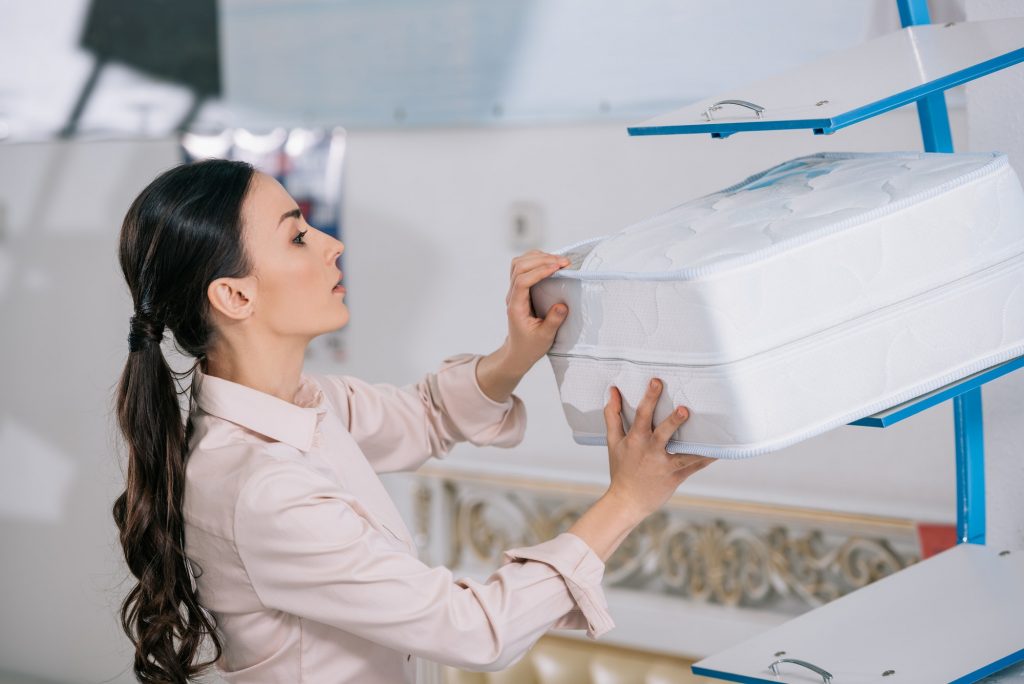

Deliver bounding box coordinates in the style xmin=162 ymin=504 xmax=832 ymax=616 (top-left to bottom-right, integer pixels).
xmin=0 ymin=139 xmax=185 ymax=682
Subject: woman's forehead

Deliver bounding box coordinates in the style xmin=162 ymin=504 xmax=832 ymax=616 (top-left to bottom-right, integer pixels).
xmin=245 ymin=173 xmax=295 ymax=229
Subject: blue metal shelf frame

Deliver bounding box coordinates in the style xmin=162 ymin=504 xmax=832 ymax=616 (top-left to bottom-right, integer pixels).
xmin=846 ymin=0 xmax=988 ymax=546
xmin=846 ymin=354 xmax=1024 ymax=546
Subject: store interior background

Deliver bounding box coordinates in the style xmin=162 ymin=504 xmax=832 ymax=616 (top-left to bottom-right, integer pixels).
xmin=1 ymin=0 xmax=1022 ymax=682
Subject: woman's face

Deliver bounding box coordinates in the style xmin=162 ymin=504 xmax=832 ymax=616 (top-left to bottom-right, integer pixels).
xmin=236 ymin=171 xmax=348 ymax=339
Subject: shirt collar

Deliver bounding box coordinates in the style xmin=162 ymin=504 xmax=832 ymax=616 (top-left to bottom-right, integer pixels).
xmin=193 ymin=365 xmax=328 ymax=452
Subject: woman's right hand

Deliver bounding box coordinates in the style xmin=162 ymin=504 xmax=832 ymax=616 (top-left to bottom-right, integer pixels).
xmin=603 ymin=379 xmax=714 ymax=522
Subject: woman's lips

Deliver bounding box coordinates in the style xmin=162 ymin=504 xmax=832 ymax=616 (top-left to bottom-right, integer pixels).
xmin=332 ymin=284 xmax=346 ymax=294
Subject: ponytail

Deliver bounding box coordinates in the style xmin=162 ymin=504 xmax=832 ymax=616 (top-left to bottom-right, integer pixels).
xmin=112 ymin=338 xmax=218 ymax=682
xmin=112 ymin=158 xmax=255 ymax=682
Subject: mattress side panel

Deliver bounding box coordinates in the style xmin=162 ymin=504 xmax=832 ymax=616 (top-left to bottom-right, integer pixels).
xmin=547 ymin=253 xmax=1024 ymax=458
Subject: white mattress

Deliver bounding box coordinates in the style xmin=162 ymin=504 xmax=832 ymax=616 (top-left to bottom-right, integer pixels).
xmin=531 ymin=151 xmax=1024 ymax=458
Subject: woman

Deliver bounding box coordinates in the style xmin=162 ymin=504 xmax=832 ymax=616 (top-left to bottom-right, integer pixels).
xmin=112 ymin=158 xmax=714 ymax=683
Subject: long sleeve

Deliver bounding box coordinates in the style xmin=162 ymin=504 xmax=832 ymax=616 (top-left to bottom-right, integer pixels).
xmin=314 ymin=353 xmax=527 ymax=474
xmin=233 ymin=462 xmax=615 ymax=673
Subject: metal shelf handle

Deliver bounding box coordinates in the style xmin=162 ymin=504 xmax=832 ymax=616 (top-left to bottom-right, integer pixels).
xmin=702 ymin=99 xmax=766 ymax=121
xmin=768 ymin=658 xmax=833 ymax=683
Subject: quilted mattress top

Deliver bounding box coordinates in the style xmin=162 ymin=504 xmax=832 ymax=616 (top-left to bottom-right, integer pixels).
xmin=576 ymin=151 xmax=1009 ymax=277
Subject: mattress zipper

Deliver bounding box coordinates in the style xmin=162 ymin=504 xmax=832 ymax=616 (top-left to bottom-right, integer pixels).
xmin=547 ymin=351 xmax=667 ymax=366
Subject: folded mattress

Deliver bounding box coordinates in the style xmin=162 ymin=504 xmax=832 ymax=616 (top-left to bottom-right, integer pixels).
xmin=530 ymin=151 xmax=1024 ymax=458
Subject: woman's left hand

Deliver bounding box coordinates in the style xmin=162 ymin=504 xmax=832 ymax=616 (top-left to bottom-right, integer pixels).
xmin=502 ymin=249 xmax=572 ymax=375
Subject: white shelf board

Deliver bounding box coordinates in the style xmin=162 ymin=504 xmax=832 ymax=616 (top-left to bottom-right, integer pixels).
xmin=629 ymin=19 xmax=1024 ymax=138
xmin=692 ymin=544 xmax=1024 ymax=683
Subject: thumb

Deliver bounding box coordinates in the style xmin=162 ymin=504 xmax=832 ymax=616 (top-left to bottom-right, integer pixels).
xmin=543 ymin=303 xmax=568 ymax=330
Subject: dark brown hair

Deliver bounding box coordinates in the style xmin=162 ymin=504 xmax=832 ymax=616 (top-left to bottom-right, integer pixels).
xmin=112 ymin=158 xmax=255 ymax=682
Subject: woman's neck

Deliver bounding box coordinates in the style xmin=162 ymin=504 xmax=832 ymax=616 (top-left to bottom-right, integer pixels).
xmin=204 ymin=338 xmax=308 ymax=404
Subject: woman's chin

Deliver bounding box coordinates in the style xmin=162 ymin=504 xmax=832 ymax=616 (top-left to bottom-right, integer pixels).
xmin=333 ymin=306 xmax=350 ymax=329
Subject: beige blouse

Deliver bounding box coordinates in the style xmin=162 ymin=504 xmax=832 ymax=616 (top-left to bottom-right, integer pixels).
xmin=182 ymin=352 xmax=614 ymax=683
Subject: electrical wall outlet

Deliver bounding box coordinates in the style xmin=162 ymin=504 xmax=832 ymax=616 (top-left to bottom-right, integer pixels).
xmin=508 ymin=200 xmax=544 ymax=251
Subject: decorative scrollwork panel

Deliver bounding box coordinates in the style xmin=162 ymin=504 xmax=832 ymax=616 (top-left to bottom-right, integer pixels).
xmin=413 ymin=473 xmax=921 ymax=614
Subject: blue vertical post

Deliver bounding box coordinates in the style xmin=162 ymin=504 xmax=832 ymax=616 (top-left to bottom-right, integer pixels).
xmin=897 ymin=0 xmax=954 ymax=153
xmin=897 ymin=0 xmax=985 ymax=544
xmin=954 ymin=390 xmax=987 ymax=543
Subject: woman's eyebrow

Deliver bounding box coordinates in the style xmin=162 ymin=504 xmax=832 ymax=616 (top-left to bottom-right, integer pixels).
xmin=277 ymin=207 xmax=302 ymax=227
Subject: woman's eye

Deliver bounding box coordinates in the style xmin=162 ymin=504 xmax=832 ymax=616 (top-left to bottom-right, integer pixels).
xmin=293 ymin=229 xmax=308 ymax=245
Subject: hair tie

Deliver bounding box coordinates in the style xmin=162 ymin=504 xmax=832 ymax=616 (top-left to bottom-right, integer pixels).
xmin=128 ymin=313 xmax=165 ymax=352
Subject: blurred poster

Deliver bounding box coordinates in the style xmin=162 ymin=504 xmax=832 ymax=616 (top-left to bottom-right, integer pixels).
xmin=180 ymin=127 xmax=348 ymax=364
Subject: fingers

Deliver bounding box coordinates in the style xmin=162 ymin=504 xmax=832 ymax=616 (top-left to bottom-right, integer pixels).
xmin=513 ymin=261 xmax=569 ymax=292
xmin=510 ymin=252 xmax=569 ymax=279
xmin=509 ymin=249 xmax=546 ymax=276
xmin=507 ymin=252 xmax=571 ymax=321
xmin=633 ymin=378 xmax=662 ymax=434
xmin=508 ymin=262 xmax=571 ymax=320
xmin=653 ymin=402 xmax=689 ymax=445
xmin=604 ymin=386 xmax=625 ymax=446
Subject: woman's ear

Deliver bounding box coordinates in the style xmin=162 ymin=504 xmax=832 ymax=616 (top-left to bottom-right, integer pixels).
xmin=207 ymin=276 xmax=256 ymax=321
